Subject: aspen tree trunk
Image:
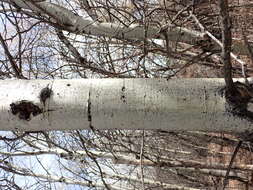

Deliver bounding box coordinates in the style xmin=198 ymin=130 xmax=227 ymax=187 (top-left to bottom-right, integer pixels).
xmin=1 ymin=78 xmax=252 ymax=131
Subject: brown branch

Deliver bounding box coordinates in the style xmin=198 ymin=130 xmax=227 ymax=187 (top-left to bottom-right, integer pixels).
xmin=218 ymin=0 xmax=234 ymax=92
xmin=76 ymin=131 xmax=111 ymax=190
xmin=0 ymin=33 xmax=26 ymax=79
xmin=56 ymin=30 xmax=86 ymax=66
xmin=222 ymin=140 xmax=243 ymax=190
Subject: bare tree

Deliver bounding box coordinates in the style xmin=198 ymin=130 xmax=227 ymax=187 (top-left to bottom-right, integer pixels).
xmin=1 ymin=0 xmax=253 ymax=189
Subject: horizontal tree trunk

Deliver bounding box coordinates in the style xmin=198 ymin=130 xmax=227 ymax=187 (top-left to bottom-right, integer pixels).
xmin=1 ymin=78 xmax=253 ymax=131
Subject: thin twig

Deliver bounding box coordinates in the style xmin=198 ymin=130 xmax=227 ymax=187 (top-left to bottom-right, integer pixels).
xmin=0 ymin=33 xmax=25 ymax=79
xmin=191 ymin=13 xmax=246 ymax=70
xmin=222 ymin=141 xmax=242 ymax=190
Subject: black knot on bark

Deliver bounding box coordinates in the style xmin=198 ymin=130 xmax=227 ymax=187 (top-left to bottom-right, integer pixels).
xmin=226 ymin=82 xmax=253 ymax=103
xmin=225 ymin=81 xmax=253 ymax=118
xmin=40 ymin=86 xmax=53 ymax=106
xmin=10 ymin=100 xmax=42 ymax=121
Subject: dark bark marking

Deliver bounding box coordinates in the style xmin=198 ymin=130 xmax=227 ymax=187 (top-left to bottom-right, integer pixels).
xmin=10 ymin=100 xmax=42 ymax=121
xmin=222 ymin=81 xmax=253 ymax=120
xmin=87 ymin=90 xmax=92 ymax=122
xmin=87 ymin=90 xmax=94 ymax=130
xmin=120 ymin=85 xmax=126 ymax=103
xmin=39 ymin=86 xmax=53 ymax=107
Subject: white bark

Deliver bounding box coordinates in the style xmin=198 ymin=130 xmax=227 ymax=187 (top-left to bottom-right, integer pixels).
xmin=2 ymin=0 xmax=252 ymax=55
xmin=1 ymin=156 xmax=201 ymax=190
xmin=2 ymin=0 xmax=205 ymax=44
xmin=3 ymin=148 xmax=253 ymax=172
xmin=0 ymin=160 xmax=131 ymax=190
xmin=0 ymin=78 xmax=253 ymax=131
xmin=107 ymin=173 xmax=201 ymax=190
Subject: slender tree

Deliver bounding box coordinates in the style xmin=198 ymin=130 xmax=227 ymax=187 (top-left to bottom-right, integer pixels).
xmin=1 ymin=0 xmax=253 ymax=189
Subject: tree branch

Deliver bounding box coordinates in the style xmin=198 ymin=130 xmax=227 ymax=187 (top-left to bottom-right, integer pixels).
xmin=218 ymin=0 xmax=234 ymax=92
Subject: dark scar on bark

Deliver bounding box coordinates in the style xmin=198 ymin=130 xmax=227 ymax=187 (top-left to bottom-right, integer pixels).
xmin=120 ymin=86 xmax=126 ymax=103
xmin=219 ymin=81 xmax=253 ymax=120
xmin=10 ymin=100 xmax=42 ymax=121
xmin=40 ymin=86 xmax=53 ymax=106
